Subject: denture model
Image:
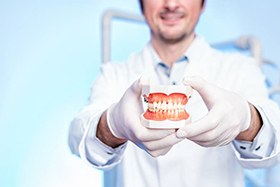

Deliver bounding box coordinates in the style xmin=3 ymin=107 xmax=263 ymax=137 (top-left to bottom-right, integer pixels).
xmin=141 ymin=84 xmax=192 ymax=129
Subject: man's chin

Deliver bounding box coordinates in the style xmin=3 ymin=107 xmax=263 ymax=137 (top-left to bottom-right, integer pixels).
xmin=159 ymin=33 xmax=187 ymax=44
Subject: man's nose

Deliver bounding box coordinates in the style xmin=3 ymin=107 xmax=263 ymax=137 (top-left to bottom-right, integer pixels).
xmin=164 ymin=0 xmax=180 ymax=11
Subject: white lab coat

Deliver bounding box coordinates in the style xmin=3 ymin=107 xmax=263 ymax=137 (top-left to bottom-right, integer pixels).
xmin=69 ymin=37 xmax=280 ymax=187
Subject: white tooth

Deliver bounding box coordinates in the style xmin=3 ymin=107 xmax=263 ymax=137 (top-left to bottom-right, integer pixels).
xmin=178 ymin=103 xmax=182 ymax=111
xmin=173 ymin=103 xmax=178 ymax=110
xmin=153 ymin=102 xmax=157 ymax=109
xmin=162 ymin=101 xmax=167 ymax=110
xmin=148 ymin=103 xmax=153 ymax=110
xmin=177 ymin=103 xmax=181 ymax=110
xmin=170 ymin=103 xmax=173 ymax=110
xmin=157 ymin=101 xmax=161 ymax=110
xmin=168 ymin=102 xmax=172 ymax=110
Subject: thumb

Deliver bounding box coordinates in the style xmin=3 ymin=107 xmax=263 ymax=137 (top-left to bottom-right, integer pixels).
xmin=140 ymin=74 xmax=150 ymax=85
xmin=182 ymin=76 xmax=221 ymax=109
xmin=130 ymin=76 xmax=150 ymax=98
xmin=182 ymin=76 xmax=209 ymax=94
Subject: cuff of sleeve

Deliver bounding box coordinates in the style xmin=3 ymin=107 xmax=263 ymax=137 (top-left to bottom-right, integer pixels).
xmin=79 ymin=111 xmax=127 ymax=170
xmin=233 ymin=106 xmax=275 ymax=159
xmin=232 ymin=105 xmax=278 ymax=168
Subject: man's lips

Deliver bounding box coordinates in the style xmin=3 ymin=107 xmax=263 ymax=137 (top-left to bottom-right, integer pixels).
xmin=160 ymin=11 xmax=184 ymax=23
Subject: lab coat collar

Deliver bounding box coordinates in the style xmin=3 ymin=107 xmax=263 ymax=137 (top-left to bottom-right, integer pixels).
xmin=145 ymin=35 xmax=210 ymax=68
xmin=184 ymin=35 xmax=211 ymax=63
xmin=146 ymin=42 xmax=162 ymax=68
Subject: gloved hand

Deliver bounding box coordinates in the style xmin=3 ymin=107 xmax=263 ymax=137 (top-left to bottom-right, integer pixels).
xmin=176 ymin=76 xmax=251 ymax=147
xmin=107 ymin=77 xmax=182 ymax=157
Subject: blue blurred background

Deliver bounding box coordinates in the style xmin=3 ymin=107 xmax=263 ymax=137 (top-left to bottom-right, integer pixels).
xmin=0 ymin=1 xmax=279 ymax=187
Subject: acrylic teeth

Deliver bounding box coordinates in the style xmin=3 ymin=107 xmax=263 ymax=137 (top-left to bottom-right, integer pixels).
xmin=148 ymin=101 xmax=186 ymax=112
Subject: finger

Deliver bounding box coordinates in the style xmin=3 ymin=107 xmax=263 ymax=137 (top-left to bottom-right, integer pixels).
xmin=129 ymin=76 xmax=151 ymax=99
xmin=135 ymin=127 xmax=176 ymax=142
xmin=129 ymin=78 xmax=143 ymax=98
xmin=140 ymin=75 xmax=150 ymax=85
xmin=176 ymin=107 xmax=220 ymax=139
xmin=189 ymin=127 xmax=238 ymax=147
xmin=194 ymin=136 xmax=233 ymax=147
xmin=187 ymin=128 xmax=219 ymax=142
xmin=189 ymin=132 xmax=223 ymax=147
xmin=182 ymin=76 xmax=211 ymax=94
xmin=182 ymin=76 xmax=221 ymax=108
xmin=144 ymin=133 xmax=182 ymax=152
xmin=147 ymin=146 xmax=173 ymax=157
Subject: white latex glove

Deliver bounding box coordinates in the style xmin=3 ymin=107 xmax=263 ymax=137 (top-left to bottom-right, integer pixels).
xmin=107 ymin=77 xmax=182 ymax=157
xmin=176 ymin=76 xmax=251 ymax=147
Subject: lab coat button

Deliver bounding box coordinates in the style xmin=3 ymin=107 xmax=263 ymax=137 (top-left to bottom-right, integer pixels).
xmin=255 ymin=146 xmax=261 ymax=151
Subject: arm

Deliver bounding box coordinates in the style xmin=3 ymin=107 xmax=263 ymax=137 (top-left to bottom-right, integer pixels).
xmin=68 ymin=63 xmax=129 ymax=169
xmin=236 ymin=103 xmax=262 ymax=141
xmin=176 ymin=76 xmax=254 ymax=147
xmin=96 ymin=110 xmax=127 ymax=148
xmin=97 ymin=78 xmax=182 ymax=157
xmin=231 ymin=59 xmax=280 ymax=167
xmin=69 ymin=63 xmax=183 ymax=170
xmin=176 ymin=58 xmax=280 ymax=168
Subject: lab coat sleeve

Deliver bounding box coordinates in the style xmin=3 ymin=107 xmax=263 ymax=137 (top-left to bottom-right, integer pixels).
xmin=68 ymin=63 xmax=129 ymax=170
xmin=233 ymin=101 xmax=280 ymax=168
xmin=231 ymin=57 xmax=280 ymax=169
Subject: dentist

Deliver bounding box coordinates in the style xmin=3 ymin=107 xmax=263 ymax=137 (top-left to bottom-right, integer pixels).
xmin=69 ymin=1 xmax=280 ymax=186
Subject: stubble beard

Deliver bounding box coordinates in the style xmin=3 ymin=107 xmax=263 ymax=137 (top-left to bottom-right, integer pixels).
xmin=158 ymin=32 xmax=188 ymax=45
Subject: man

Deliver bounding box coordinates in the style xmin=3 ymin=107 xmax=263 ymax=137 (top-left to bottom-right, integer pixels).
xmin=68 ymin=0 xmax=280 ymax=186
